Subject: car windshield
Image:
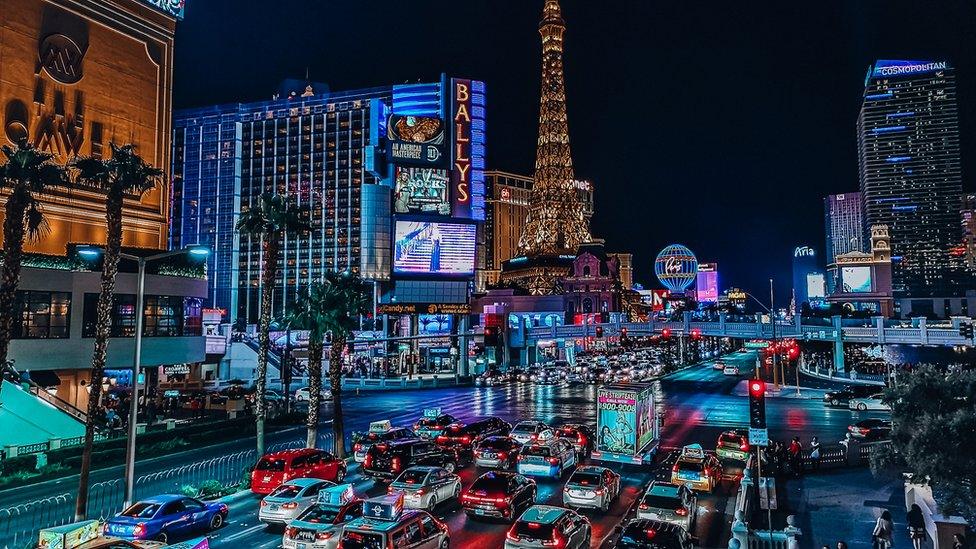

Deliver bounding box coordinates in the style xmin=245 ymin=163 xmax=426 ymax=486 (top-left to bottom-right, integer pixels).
xmin=256 ymin=458 xmax=286 ymax=472
xmin=269 ymin=484 xmax=303 ymax=499
xmin=470 ymin=474 xmax=509 ymax=493
xmin=719 ymin=434 xmax=743 ymax=444
xmin=512 ymin=423 xmax=537 ymax=433
xmin=569 ymin=472 xmax=602 ymax=486
xmin=397 ymin=470 xmax=429 ymax=485
xmin=120 ymin=502 xmax=160 ymax=518
xmin=340 ymin=531 xmax=385 ymax=549
xmin=479 ymin=438 xmax=512 ymax=450
xmin=556 ymin=428 xmax=578 ymax=437
xmin=418 ymin=418 xmax=445 ymax=427
xmin=297 ymin=505 xmax=341 ymax=524
xmin=521 ymin=446 xmax=552 ymax=457
xmin=514 ymin=521 xmax=556 ymax=540
xmin=642 ymin=494 xmax=682 ymax=508
xmin=676 ymin=461 xmax=704 ymax=472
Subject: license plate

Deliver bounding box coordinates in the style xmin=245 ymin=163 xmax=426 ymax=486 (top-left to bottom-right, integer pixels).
xmin=263 ymin=476 xmax=272 ymax=482
xmin=678 ymin=472 xmax=697 ymax=481
xmin=297 ymin=544 xmax=307 ymax=549
xmin=475 ymin=509 xmax=486 ymax=515
xmin=269 ymin=504 xmax=280 ymax=511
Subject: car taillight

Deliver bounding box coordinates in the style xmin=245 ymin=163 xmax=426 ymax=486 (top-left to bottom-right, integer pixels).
xmin=354 ymin=443 xmax=362 ymax=451
xmin=740 ymin=442 xmax=750 ymax=452
xmin=543 ymin=531 xmax=566 ymax=547
xmin=548 ymin=457 xmax=559 ymax=465
xmin=392 ymin=457 xmax=401 ymax=471
xmin=461 ymin=436 xmax=471 ymax=444
xmin=316 ymin=530 xmax=334 ymax=540
xmin=594 ymin=488 xmax=604 ymax=495
xmin=260 ymin=500 xmax=268 ymax=507
xmin=133 ymin=524 xmax=145 ymax=537
xmin=497 ymin=452 xmax=508 ymax=460
xmin=285 ymin=527 xmax=298 ymax=538
xmin=672 ymin=463 xmax=679 ymax=472
xmin=639 ymin=503 xmax=649 ymax=510
xmin=530 ymin=433 xmax=538 ymax=440
xmin=436 ymin=436 xmax=448 ymax=443
xmin=364 ymin=455 xmax=373 ymax=468
xmin=506 ymin=530 xmax=520 ymax=542
xmin=577 ymin=434 xmax=585 ymax=444
xmin=860 ymin=428 xmax=870 ymax=434
xmin=675 ymin=507 xmax=689 ymax=516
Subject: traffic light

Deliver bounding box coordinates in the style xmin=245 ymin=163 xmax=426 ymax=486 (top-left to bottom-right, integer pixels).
xmin=662 ymin=328 xmax=672 ymax=339
xmin=691 ymin=328 xmax=702 ymax=339
xmin=484 ymin=326 xmax=499 ymax=346
xmin=960 ymin=323 xmax=974 ymax=339
xmin=620 ymin=327 xmax=628 ymax=338
xmin=748 ymin=379 xmax=766 ymax=429
xmin=595 ymin=326 xmax=604 ymax=338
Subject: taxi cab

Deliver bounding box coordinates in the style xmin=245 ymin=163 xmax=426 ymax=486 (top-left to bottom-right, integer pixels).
xmin=670 ymin=444 xmax=722 ymax=493
xmin=282 ymin=484 xmax=362 ymax=549
xmin=412 ymin=408 xmax=460 ymax=440
xmin=715 ymin=429 xmax=750 ymax=462
xmin=516 ymin=438 xmax=577 ymax=479
xmin=353 ymin=421 xmax=415 ymax=463
xmin=260 ymin=478 xmax=336 ymax=525
xmin=337 ymin=493 xmax=449 ymax=549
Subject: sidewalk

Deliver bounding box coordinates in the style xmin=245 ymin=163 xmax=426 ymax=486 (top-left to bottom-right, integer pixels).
xmin=731 ymin=379 xmax=829 ymax=400
xmin=782 ymin=468 xmax=929 ymax=549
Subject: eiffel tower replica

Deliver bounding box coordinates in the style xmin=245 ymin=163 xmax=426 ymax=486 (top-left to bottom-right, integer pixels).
xmin=500 ymin=0 xmax=592 ymax=295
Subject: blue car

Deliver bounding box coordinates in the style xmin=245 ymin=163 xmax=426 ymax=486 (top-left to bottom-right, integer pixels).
xmin=103 ymin=494 xmax=228 ymax=543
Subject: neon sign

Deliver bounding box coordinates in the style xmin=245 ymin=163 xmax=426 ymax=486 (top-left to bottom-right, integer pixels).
xmin=450 ymin=79 xmax=486 ymax=220
xmin=872 ymin=60 xmax=947 ymax=78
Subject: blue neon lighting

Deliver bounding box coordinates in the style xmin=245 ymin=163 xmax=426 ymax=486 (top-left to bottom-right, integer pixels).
xmin=873 ymin=126 xmax=906 ymax=133
xmin=887 ymin=112 xmax=915 ymax=118
xmin=885 ymin=156 xmax=912 ymax=162
xmin=865 ymin=93 xmax=893 ymax=100
xmin=892 ymin=205 xmax=918 ymax=211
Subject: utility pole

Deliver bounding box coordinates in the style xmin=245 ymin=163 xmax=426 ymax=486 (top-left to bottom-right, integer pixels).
xmin=770 ymin=278 xmax=779 ymax=389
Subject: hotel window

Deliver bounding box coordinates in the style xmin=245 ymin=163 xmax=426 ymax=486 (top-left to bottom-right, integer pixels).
xmin=13 ymin=291 xmax=71 ymax=339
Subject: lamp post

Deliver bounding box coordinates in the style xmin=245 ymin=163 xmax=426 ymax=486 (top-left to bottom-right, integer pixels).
xmin=743 ymin=280 xmax=783 ymax=390
xmin=77 ymin=244 xmax=210 ymax=509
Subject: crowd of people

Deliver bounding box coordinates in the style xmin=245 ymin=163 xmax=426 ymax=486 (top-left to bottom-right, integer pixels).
xmin=818 ymin=508 xmax=967 ymax=549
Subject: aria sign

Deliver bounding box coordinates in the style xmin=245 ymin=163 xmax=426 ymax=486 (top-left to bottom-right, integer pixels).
xmin=139 ymin=0 xmax=186 ymax=19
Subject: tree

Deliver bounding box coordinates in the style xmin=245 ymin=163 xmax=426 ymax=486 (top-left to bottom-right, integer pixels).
xmin=873 ymin=365 xmax=976 ymax=525
xmin=71 ymin=143 xmax=162 ymax=520
xmin=0 ymin=140 xmax=67 ymax=376
xmin=236 ymin=193 xmax=310 ymax=457
xmin=280 ymin=284 xmax=329 ymax=448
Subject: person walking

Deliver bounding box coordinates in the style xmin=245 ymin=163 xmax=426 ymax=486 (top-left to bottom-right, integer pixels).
xmin=788 ymin=436 xmax=803 ymax=476
xmin=810 ymin=436 xmax=822 ymax=470
xmin=952 ymin=533 xmax=966 ymax=549
xmin=907 ymin=504 xmax=926 ymax=549
xmin=873 ymin=510 xmax=894 ymax=549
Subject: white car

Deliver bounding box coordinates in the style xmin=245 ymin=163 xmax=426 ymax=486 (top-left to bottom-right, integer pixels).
xmin=260 ymin=478 xmax=336 ymax=525
xmin=388 ymin=466 xmax=461 ymax=510
xmin=295 ymin=387 xmax=332 ymax=402
xmin=510 ymin=420 xmax=553 ymax=445
xmin=723 ymin=365 xmax=740 ymax=376
xmin=562 ymin=466 xmax=620 ymax=512
xmin=848 ymin=393 xmax=890 ymax=411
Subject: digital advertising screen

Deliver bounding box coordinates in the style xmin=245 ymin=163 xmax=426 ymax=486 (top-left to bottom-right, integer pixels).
xmin=393 ymin=220 xmax=476 ymax=276
xmin=418 ymin=314 xmax=454 ymax=335
xmin=842 ymin=266 xmax=873 ymax=293
xmin=806 ymin=273 xmax=826 ymax=299
xmin=393 ymin=167 xmax=450 ymax=215
xmin=696 ymin=271 xmax=719 ymax=303
xmin=386 ymin=115 xmax=445 ymax=166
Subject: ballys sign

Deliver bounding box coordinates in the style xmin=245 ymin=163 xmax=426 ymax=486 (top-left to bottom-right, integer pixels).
xmin=450 ymin=79 xmax=486 ymax=221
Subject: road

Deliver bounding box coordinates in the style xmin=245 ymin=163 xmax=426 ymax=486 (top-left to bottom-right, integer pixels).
xmin=3 ymin=350 xmax=889 ymax=548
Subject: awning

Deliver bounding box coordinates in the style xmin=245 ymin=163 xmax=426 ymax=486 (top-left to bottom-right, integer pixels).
xmin=28 ymin=370 xmax=61 ymax=388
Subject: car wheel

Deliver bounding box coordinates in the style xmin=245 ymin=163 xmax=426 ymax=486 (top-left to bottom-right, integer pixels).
xmin=154 ymin=533 xmax=168 ymax=544
xmin=210 ymin=513 xmax=224 ymax=530
xmin=429 ymin=495 xmax=438 ymax=509
xmin=440 ymin=538 xmax=450 ymax=549
xmin=857 ymin=403 xmax=867 ymax=411
xmin=453 ymin=483 xmax=461 ymax=499
xmin=582 ymin=528 xmax=591 ymax=548
xmin=831 ymin=398 xmax=840 ymax=406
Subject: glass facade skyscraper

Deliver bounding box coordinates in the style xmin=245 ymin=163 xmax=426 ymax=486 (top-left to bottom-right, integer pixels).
xmin=857 ymin=60 xmax=964 ymax=297
xmin=824 ymin=192 xmax=865 ymax=264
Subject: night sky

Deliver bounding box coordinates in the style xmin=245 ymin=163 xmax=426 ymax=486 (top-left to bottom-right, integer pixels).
xmin=173 ymin=0 xmax=976 ymax=302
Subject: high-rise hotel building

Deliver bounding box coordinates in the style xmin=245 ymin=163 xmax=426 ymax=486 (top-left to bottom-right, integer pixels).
xmin=857 ymin=60 xmax=964 ymax=297
xmin=824 ymin=192 xmax=865 ymax=264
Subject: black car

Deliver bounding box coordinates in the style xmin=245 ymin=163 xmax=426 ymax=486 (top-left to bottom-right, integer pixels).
xmin=362 ymin=439 xmax=459 ymax=480
xmin=554 ymin=424 xmax=595 ymax=458
xmin=609 ymin=519 xmax=695 ymax=549
xmin=848 ymin=418 xmax=893 ymax=440
xmin=461 ymin=471 xmax=537 ymax=521
xmin=436 ymin=417 xmax=511 ymax=456
xmin=824 ymin=385 xmax=880 ymax=407
xmin=474 ymin=436 xmax=523 ymax=469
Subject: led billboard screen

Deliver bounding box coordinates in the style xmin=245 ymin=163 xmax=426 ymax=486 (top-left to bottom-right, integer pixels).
xmin=806 ymin=273 xmax=826 ymax=299
xmin=394 ymin=167 xmax=450 ymax=215
xmin=418 ymin=314 xmax=454 ymax=335
xmin=696 ymin=271 xmax=718 ymax=303
xmin=841 ymin=267 xmax=872 ymax=293
xmin=393 ymin=221 xmax=476 ymax=276
xmin=386 ymin=115 xmax=445 ymax=166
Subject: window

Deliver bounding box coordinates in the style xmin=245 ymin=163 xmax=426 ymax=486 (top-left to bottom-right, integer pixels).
xmin=143 ymin=295 xmax=182 ymax=337
xmin=13 ymin=291 xmax=70 ymax=339
xmin=82 ymin=294 xmax=197 ymax=338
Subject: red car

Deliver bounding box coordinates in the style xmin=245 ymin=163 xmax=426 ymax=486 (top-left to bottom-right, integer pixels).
xmin=250 ymin=448 xmax=347 ymax=494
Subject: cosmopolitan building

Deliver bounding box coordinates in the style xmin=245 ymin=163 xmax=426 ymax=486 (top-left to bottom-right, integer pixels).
xmin=857 ymin=60 xmax=964 ymax=300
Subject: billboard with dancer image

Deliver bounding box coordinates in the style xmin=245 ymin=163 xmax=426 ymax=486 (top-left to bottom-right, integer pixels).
xmin=393 ymin=220 xmax=476 ymax=276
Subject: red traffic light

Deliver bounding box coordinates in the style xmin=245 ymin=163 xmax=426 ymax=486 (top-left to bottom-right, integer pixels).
xmin=662 ymin=328 xmax=672 ymax=338
xmin=691 ymin=328 xmax=702 ymax=339
xmin=749 ymin=379 xmax=766 ymax=396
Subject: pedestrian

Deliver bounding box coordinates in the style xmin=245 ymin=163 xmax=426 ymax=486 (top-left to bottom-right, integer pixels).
xmin=873 ymin=510 xmax=894 ymax=549
xmin=952 ymin=534 xmax=966 ymax=549
xmin=810 ymin=436 xmax=822 ymax=470
xmin=907 ymin=504 xmax=926 ymax=549
xmin=788 ymin=436 xmax=803 ymax=476
xmin=838 ymin=541 xmax=849 ymax=549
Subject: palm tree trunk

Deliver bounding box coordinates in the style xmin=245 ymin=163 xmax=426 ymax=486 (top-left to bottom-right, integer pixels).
xmin=305 ymin=339 xmax=324 ymax=448
xmin=0 ymin=190 xmax=28 ymax=373
xmin=255 ymin=237 xmax=280 ymax=457
xmin=76 ymin=190 xmax=124 ymax=521
xmin=329 ymin=333 xmax=346 ymax=459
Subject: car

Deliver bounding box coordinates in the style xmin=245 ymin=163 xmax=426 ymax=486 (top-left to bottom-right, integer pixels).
xmin=516 ymin=438 xmax=578 ymax=478
xmin=715 ymin=429 xmax=751 ymax=462
xmin=362 ymin=439 xmax=460 ymax=480
xmin=609 ymin=518 xmax=695 ymax=549
xmin=337 ymin=494 xmax=449 ymax=549
xmin=102 ymin=495 xmax=228 ymax=543
xmin=260 ymin=478 xmax=336 ymax=525
xmin=723 ymin=365 xmax=740 ymax=376
xmin=461 ymin=471 xmax=537 ymax=521
xmin=435 ymin=417 xmax=511 ymax=458
xmin=75 ymin=538 xmax=167 ymax=549
xmin=282 ymin=484 xmax=362 ymax=549
xmin=712 ymin=361 xmax=726 ymax=370
xmin=353 ymin=421 xmax=415 ymax=463
xmin=413 ymin=409 xmax=460 ymax=439
xmin=823 ymin=384 xmax=880 ymax=407
xmin=562 ymin=465 xmax=620 ymax=512
xmin=388 ymin=466 xmax=461 ymax=510
xmin=848 ymin=393 xmax=891 ymax=411
xmin=504 ymin=505 xmax=591 ymax=549
xmin=251 ymin=448 xmax=347 ymax=494
xmin=636 ymin=482 xmax=697 ymax=531
xmin=670 ymin=444 xmax=722 ymax=493
xmin=848 ymin=418 xmax=893 ymax=440
xmin=510 ymin=420 xmax=553 ymax=445
xmin=474 ymin=436 xmax=523 ymax=469
xmin=554 ymin=424 xmax=595 ymax=458
xmin=295 ymin=387 xmax=332 ymax=402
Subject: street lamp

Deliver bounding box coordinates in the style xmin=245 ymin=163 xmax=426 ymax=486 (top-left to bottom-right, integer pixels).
xmin=741 ymin=279 xmax=789 ymax=391
xmin=76 ymin=244 xmax=210 ymax=508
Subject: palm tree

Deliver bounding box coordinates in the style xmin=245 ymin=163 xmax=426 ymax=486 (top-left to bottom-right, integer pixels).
xmin=0 ymin=140 xmax=67 ymax=376
xmin=319 ymin=271 xmax=371 ymax=459
xmin=71 ymin=143 xmax=162 ymax=520
xmin=236 ymin=193 xmax=310 ymax=457
xmin=279 ymin=284 xmax=330 ymax=449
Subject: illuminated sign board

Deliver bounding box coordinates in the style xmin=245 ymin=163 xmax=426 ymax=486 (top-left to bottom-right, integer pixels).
xmin=377 ymin=303 xmax=471 ymax=315
xmin=651 ymin=289 xmax=669 ymax=312
xmin=872 ymin=60 xmax=947 ymax=78
xmin=841 ymin=266 xmax=873 ymax=293
xmin=393 ymin=220 xmax=476 ymax=276
xmin=393 ymin=167 xmax=450 ymax=215
xmin=696 ymin=270 xmax=719 ymax=303
xmin=806 ymin=273 xmax=826 ymax=299
xmin=793 ymin=246 xmax=816 ymax=258
xmin=450 ymin=79 xmax=486 ymax=221
xmin=386 ymin=115 xmax=445 ymax=166
xmin=140 ymin=0 xmax=186 ymax=19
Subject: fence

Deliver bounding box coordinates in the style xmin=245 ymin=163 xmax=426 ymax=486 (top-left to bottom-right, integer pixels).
xmin=0 ymin=436 xmax=328 ymax=548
